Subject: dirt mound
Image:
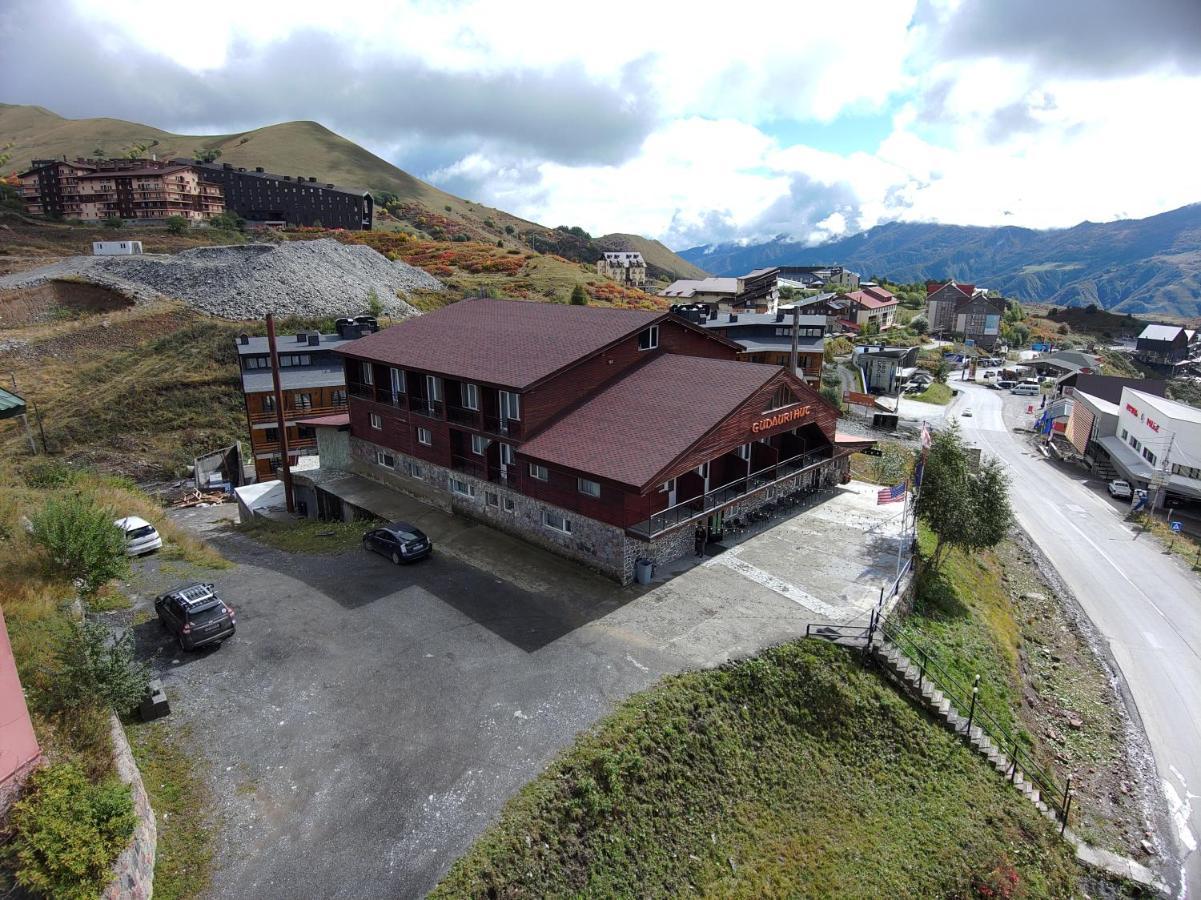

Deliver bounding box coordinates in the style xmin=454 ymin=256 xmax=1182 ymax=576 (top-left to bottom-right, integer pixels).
xmin=0 ymin=280 xmax=133 ymax=327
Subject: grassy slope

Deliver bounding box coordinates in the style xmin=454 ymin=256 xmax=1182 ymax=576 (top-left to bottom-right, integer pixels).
xmin=433 ymin=641 xmax=1077 ymax=898
xmin=909 ymin=382 xmax=953 ymax=404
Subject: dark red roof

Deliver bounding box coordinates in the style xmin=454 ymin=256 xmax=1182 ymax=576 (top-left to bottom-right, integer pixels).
xmin=294 ymin=413 xmax=350 ymax=428
xmin=927 ymin=280 xmax=974 ymax=298
xmin=337 ymin=298 xmax=667 ymax=389
xmin=847 ymin=289 xmax=897 ymax=309
xmin=520 ymin=354 xmax=780 ymax=489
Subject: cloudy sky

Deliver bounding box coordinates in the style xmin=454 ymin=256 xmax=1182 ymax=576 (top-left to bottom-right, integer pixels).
xmin=3 ymin=0 xmax=1200 ymax=249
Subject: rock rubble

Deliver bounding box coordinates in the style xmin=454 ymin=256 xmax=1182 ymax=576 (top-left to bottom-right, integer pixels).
xmin=0 ymin=238 xmax=442 ymax=320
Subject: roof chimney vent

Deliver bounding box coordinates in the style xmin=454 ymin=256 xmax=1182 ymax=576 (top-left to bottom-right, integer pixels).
xmin=307 ymin=333 xmax=320 ymax=346
xmin=255 ymin=166 xmax=265 ymax=173
xmin=237 ymin=167 xmax=246 ymax=172
xmin=729 ymin=313 xmax=738 ymax=323
xmin=238 ymin=333 xmax=249 ymax=345
xmin=222 ymin=162 xmax=233 ymax=170
xmin=296 ymin=332 xmax=307 ymax=343
xmin=308 ymin=177 xmax=316 ymax=182
xmin=776 ymin=311 xmax=785 ymax=323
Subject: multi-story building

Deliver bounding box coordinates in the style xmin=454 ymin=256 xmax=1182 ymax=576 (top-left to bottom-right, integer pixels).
xmin=18 ymin=158 xmax=224 ymax=221
xmin=323 ymin=299 xmax=847 ymax=582
xmin=925 ymin=280 xmax=977 ymax=334
xmin=659 ymin=267 xmax=779 ymax=315
xmin=671 ymin=304 xmax=826 ymax=383
xmin=776 ymin=265 xmax=860 ymax=290
xmin=1134 ymin=324 xmax=1191 ymax=368
xmin=236 ymin=317 xmax=379 ymax=480
xmin=175 ymin=160 xmax=373 ymax=230
xmin=853 ymin=345 xmax=920 ymax=395
xmin=1091 ymin=388 xmax=1201 ymax=508
xmin=925 ymin=280 xmax=1005 ymax=348
xmin=596 ymin=251 xmax=647 ymax=286
xmin=845 ymin=285 xmax=898 ymax=331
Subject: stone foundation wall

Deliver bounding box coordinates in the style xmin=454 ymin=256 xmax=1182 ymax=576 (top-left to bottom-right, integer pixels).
xmin=349 ymin=437 xmax=631 ymax=582
xmin=102 ymin=715 xmax=155 ymax=900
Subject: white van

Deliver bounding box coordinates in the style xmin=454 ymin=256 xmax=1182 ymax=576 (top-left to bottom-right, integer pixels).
xmin=1011 ymin=383 xmax=1040 ymax=396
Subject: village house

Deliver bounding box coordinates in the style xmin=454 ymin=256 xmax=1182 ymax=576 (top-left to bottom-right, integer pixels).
xmin=844 ymin=285 xmax=899 ymax=331
xmin=852 ymin=345 xmax=920 ymax=395
xmin=235 ymin=317 xmax=378 ymax=481
xmin=299 ymin=299 xmax=849 ymax=583
xmin=924 ymin=280 xmax=1005 ymax=348
xmin=1134 ymin=324 xmax=1191 ymax=369
xmin=596 ymin=251 xmax=647 ymax=286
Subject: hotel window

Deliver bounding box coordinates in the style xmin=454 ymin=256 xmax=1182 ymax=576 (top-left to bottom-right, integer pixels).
xmin=417 ymin=426 xmax=432 ymax=446
xmin=403 ymin=460 xmax=424 ymax=479
xmin=244 ymin=356 xmax=270 ymax=370
xmin=766 ymin=385 xmax=793 ymax=411
xmin=462 ymin=382 xmax=479 ymax=411
xmin=332 ymin=389 xmax=347 ymax=406
xmin=578 ymin=478 xmax=601 ymax=498
xmin=638 ymin=325 xmax=659 ymax=351
xmin=450 ymin=477 xmax=475 ymax=498
xmin=361 ymin=361 xmax=374 ymax=385
xmin=264 ymin=427 xmax=279 ymax=442
xmin=695 ymin=461 xmax=709 ymax=480
xmin=390 ymin=367 xmax=405 ymax=400
xmin=503 ymin=497 xmax=516 ymax=513
xmin=659 ymin=478 xmax=675 ymax=493
xmin=294 ymin=393 xmax=312 ymax=410
xmin=369 ymin=413 xmax=382 ymax=430
xmin=1172 ymin=464 xmax=1201 ymax=480
xmin=542 ymin=511 xmax=572 ymax=534
xmin=1120 ymin=428 xmax=1128 ymax=441
xmin=1129 ymin=435 xmax=1141 ymax=452
xmin=498 ymin=443 xmax=516 ymax=467
xmin=1143 ymin=448 xmax=1157 ymax=466
xmin=262 ymin=395 xmax=276 ymax=413
xmin=471 ymin=434 xmax=488 ymax=455
xmin=736 ymin=443 xmax=752 ymax=461
xmin=499 ymin=390 xmax=521 ymax=421
xmin=485 ymin=491 xmax=499 ymax=508
xmin=425 ymin=374 xmax=443 ymax=403
xmin=374 ymin=450 xmax=395 ymax=468
xmin=529 ymin=463 xmax=549 ymax=481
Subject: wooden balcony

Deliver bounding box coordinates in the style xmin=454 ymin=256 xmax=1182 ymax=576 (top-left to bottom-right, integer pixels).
xmin=482 ymin=415 xmax=523 ymax=439
xmin=247 ymin=402 xmax=345 ymax=425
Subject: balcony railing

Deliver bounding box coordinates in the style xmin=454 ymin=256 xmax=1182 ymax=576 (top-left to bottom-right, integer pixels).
xmin=627 ymin=448 xmax=836 ymax=539
xmin=482 ymin=415 xmax=523 ymax=439
xmin=248 ymin=402 xmax=345 ymax=425
xmin=451 ymin=454 xmax=491 ymax=480
xmin=348 ymin=383 xmax=408 ymax=409
xmin=446 ymin=405 xmax=483 ymax=427
xmin=411 ymin=398 xmax=445 ymax=420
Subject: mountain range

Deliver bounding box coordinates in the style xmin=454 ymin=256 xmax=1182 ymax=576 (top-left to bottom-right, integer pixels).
xmin=0 ymin=103 xmax=705 ymax=281
xmin=679 ymin=204 xmax=1201 ymax=317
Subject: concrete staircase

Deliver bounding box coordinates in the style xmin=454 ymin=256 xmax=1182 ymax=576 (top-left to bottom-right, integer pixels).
xmin=872 ymin=636 xmax=1061 ymax=822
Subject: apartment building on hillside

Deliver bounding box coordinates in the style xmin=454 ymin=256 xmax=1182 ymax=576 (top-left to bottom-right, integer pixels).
xmin=596 ymin=251 xmax=647 ymax=286
xmin=176 ymin=159 xmax=374 ymax=230
xmin=18 ymin=158 xmax=224 ymax=221
xmin=671 ymin=304 xmax=827 ymax=384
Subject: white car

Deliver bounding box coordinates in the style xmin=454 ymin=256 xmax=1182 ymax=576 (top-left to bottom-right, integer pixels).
xmin=1107 ymin=480 xmax=1133 ymax=500
xmin=961 ymin=408 xmax=973 ymax=417
xmin=114 ymin=515 xmax=163 ymax=556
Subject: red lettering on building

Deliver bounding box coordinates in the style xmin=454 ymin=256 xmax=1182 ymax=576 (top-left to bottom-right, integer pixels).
xmin=1126 ymin=403 xmax=1139 ymax=417
xmin=1147 ymin=418 xmax=1160 ymax=432
xmin=752 ymin=405 xmax=811 ymax=434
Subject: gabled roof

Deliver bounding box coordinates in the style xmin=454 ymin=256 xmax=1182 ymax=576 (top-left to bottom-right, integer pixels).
xmin=520 ymin=355 xmax=782 ymax=489
xmin=1123 ymin=387 xmax=1201 ymax=424
xmin=859 ymin=285 xmax=896 ymax=304
xmin=335 ymin=298 xmax=718 ymax=390
xmin=926 ymin=280 xmax=975 ymax=298
xmin=1138 ymin=324 xmax=1186 ymax=342
xmin=846 ymin=289 xmax=897 ymax=309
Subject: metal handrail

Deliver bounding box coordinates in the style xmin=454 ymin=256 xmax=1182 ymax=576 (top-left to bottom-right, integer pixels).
xmin=876 ymin=617 xmax=1068 ymax=820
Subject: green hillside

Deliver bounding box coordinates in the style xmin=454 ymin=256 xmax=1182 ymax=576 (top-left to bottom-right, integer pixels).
xmin=0 ymin=104 xmax=704 ymax=282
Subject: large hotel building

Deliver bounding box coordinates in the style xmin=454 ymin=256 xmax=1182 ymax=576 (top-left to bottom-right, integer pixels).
xmin=297 ymin=299 xmax=855 ymax=582
xmin=18 ymin=158 xmax=224 ymax=222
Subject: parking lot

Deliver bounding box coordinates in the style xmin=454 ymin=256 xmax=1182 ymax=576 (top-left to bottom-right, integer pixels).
xmin=126 ymin=483 xmax=909 ymax=898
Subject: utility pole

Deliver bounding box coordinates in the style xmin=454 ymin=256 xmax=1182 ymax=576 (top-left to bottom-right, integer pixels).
xmin=789 ymin=303 xmax=800 ymax=378
xmin=1152 ymin=432 xmax=1174 ymax=518
xmin=265 ymin=314 xmax=295 ymax=513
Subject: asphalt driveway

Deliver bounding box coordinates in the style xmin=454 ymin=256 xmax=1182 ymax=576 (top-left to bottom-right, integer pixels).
xmin=125 ymin=486 xmax=911 ymax=899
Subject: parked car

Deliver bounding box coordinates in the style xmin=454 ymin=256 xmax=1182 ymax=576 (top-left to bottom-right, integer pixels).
xmin=961 ymin=408 xmax=973 ymax=417
xmin=1108 ymin=479 xmax=1133 ymax=500
xmin=155 ymin=582 xmax=236 ymax=651
xmin=363 ymin=521 xmax=433 ymax=564
xmin=114 ymin=515 xmax=162 ymax=556
xmin=996 ymin=379 xmax=1016 ymax=390
xmin=982 ymin=371 xmax=996 ymax=379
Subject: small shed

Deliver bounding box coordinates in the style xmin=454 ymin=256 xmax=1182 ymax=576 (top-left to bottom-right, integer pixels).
xmin=92 ymin=241 xmax=143 ymax=256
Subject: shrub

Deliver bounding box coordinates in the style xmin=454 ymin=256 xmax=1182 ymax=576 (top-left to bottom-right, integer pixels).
xmin=208 ymin=211 xmax=244 ymax=232
xmin=819 ymin=384 xmax=842 ymax=411
xmin=569 ymin=284 xmax=588 ymax=306
xmin=7 ymin=763 xmax=136 ymax=900
xmin=366 ymin=289 xmax=384 ymax=317
xmin=46 ymin=619 xmax=150 ymax=715
xmin=504 ymin=225 xmax=515 ymax=235
xmin=102 ymin=216 xmax=123 ymax=229
xmin=165 ymin=215 xmax=189 ymax=235
xmin=22 ymin=459 xmax=79 ymax=489
xmin=30 ymin=493 xmax=128 ymax=594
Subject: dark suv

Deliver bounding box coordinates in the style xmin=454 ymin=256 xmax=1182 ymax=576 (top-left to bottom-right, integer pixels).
xmin=363 ymin=521 xmax=432 ymax=564
xmin=155 ymin=582 xmax=236 ymax=651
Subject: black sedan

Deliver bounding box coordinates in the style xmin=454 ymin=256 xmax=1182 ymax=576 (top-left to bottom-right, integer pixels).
xmin=363 ymin=521 xmax=433 ymax=564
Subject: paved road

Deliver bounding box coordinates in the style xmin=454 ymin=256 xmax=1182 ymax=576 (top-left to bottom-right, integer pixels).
xmin=956 ymin=382 xmax=1201 ymax=896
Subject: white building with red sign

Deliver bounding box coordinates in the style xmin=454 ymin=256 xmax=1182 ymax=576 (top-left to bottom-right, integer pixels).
xmin=1096 ymin=387 xmax=1201 ymax=507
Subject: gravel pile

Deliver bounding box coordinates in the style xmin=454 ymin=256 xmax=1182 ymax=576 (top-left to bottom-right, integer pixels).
xmin=0 ymin=238 xmax=442 ymax=320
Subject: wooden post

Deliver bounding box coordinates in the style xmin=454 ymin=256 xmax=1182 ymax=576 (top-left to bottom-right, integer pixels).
xmin=265 ymin=314 xmax=295 ymax=514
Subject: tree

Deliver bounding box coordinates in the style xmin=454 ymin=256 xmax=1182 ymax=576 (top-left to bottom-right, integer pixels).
xmin=932 ymin=359 xmax=951 ymax=383
xmin=30 ymin=494 xmax=128 ymax=594
xmin=916 ymin=423 xmax=1012 ymax=571
xmin=193 ymin=147 xmax=222 ymax=164
xmin=50 ymin=620 xmax=150 ymax=713
xmin=120 ymin=139 xmax=159 ymax=159
xmin=101 ymin=215 xmax=123 ymax=229
xmin=209 ymin=211 xmax=245 ymax=232
xmin=569 ymin=284 xmax=588 ymax=306
xmin=910 ymin=314 xmax=929 ymax=334
xmin=819 ymin=384 xmax=843 ymax=411
xmin=165 ymin=215 xmax=189 ymax=234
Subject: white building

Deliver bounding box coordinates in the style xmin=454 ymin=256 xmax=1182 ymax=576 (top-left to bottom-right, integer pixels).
xmin=92 ymin=240 xmax=143 ymax=255
xmin=1097 ymin=388 xmax=1201 ymax=506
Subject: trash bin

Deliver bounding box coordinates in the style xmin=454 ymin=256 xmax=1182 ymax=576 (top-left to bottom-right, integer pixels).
xmin=634 ymin=557 xmax=654 ymax=585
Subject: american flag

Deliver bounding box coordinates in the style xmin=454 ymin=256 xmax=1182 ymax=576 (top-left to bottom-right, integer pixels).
xmin=877 ymin=481 xmax=908 ymax=504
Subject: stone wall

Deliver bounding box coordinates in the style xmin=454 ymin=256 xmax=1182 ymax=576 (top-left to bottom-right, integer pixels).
xmin=102 ymin=716 xmax=156 ymax=900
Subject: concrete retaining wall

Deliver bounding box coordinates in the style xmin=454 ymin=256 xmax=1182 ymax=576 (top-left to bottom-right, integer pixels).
xmin=102 ymin=716 xmax=156 ymax=900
